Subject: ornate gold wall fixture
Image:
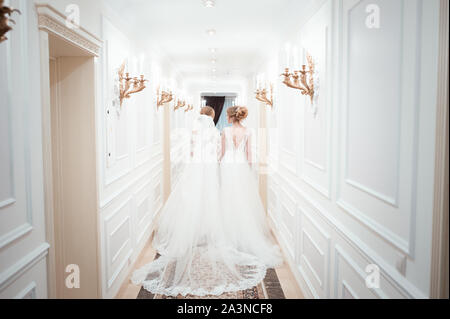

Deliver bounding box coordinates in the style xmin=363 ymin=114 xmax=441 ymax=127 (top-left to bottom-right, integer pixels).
xmin=174 ymin=99 xmax=186 ymax=111
xmin=157 ymin=87 xmax=173 ymax=108
xmin=185 ymin=104 xmax=194 ymax=112
xmin=281 ymin=54 xmax=315 ymax=103
xmin=118 ymin=61 xmax=148 ymax=107
xmin=0 ymin=0 xmax=21 ymax=43
xmin=255 ymin=83 xmax=273 ymax=107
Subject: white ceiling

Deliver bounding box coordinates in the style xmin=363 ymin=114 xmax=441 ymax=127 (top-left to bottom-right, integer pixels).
xmin=106 ymin=0 xmax=315 ymax=86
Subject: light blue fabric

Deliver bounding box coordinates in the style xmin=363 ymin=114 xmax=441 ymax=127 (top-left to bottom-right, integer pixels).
xmin=216 ymin=97 xmax=235 ymax=131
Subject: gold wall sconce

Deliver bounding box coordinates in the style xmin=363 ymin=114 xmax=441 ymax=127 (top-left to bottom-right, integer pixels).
xmin=255 ymin=84 xmax=273 ymax=107
xmin=118 ymin=61 xmax=148 ymax=107
xmin=0 ymin=0 xmax=21 ymax=43
xmin=157 ymin=87 xmax=173 ymax=108
xmin=185 ymin=104 xmax=194 ymax=112
xmin=174 ymin=99 xmax=186 ymax=111
xmin=255 ymin=74 xmax=274 ymax=107
xmin=281 ymin=54 xmax=315 ymax=104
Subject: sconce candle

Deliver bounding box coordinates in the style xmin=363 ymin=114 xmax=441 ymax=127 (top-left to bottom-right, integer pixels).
xmin=185 ymin=104 xmax=194 ymax=112
xmin=118 ymin=61 xmax=148 ymax=107
xmin=255 ymin=82 xmax=273 ymax=108
xmin=139 ymin=54 xmax=145 ymax=74
xmin=174 ymin=97 xmax=186 ymax=111
xmin=280 ymin=53 xmax=316 ymax=104
xmin=156 ymin=86 xmax=173 ymax=108
xmin=285 ymin=43 xmax=291 ymax=69
xmin=293 ymin=46 xmax=300 ymax=70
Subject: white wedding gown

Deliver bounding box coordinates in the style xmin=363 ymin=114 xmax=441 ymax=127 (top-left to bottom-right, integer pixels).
xmin=220 ymin=127 xmax=282 ymax=268
xmin=131 ymin=115 xmax=282 ymax=297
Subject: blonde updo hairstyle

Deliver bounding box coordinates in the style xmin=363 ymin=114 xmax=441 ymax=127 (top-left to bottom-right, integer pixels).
xmin=200 ymin=106 xmax=215 ymax=119
xmin=227 ymin=106 xmax=248 ymax=123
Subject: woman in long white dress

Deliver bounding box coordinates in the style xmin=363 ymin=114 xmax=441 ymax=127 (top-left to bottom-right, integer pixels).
xmin=220 ymin=106 xmax=282 ymax=268
xmin=131 ymin=106 xmax=281 ymax=297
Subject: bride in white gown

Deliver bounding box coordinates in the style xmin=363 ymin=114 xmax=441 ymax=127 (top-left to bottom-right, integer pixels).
xmin=131 ymin=106 xmax=281 ymax=297
xmin=219 ymin=106 xmax=281 ymax=268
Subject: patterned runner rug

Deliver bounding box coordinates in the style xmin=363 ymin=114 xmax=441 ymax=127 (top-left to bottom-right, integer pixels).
xmin=136 ymin=255 xmax=285 ymax=299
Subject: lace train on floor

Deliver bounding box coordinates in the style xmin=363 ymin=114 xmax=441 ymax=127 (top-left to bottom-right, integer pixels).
xmin=131 ymin=246 xmax=268 ymax=297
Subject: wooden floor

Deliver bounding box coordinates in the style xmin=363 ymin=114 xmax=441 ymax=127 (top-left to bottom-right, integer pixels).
xmin=115 ymin=235 xmax=304 ymax=299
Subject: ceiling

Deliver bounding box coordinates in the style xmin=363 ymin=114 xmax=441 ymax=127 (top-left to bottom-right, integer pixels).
xmin=106 ymin=0 xmax=314 ymax=87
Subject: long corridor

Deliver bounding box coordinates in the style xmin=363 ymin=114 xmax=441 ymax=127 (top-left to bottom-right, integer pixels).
xmin=0 ymin=0 xmax=448 ymax=300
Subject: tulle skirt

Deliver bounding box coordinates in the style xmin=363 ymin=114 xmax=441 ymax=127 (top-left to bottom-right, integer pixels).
xmin=219 ymin=159 xmax=282 ymax=268
xmin=131 ymin=161 xmax=282 ymax=297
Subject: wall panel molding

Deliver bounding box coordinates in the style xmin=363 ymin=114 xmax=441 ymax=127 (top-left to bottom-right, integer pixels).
xmin=266 ymin=0 xmax=438 ymax=300
xmin=272 ymin=170 xmax=426 ymax=298
xmin=100 ymin=168 xmax=156 ymax=209
xmin=299 ymin=1 xmax=333 ymax=201
xmin=334 ymin=245 xmax=386 ymax=299
xmin=298 ymin=206 xmax=331 ymax=298
xmin=0 ymin=243 xmax=50 ymax=292
xmin=14 ymin=281 xmax=37 ymax=299
xmin=336 ymin=199 xmax=409 ymax=253
xmin=296 ymin=181 xmax=425 ymax=298
xmin=103 ymin=197 xmax=133 ymax=288
xmin=336 ymin=0 xmax=423 ymax=257
xmin=0 ymin=0 xmax=35 ymax=254
xmin=0 ymin=1 xmax=47 ymax=299
xmin=341 ymin=0 xmax=402 ymax=207
xmin=0 ymin=223 xmax=33 ymax=250
xmin=301 ymin=232 xmax=324 ymax=287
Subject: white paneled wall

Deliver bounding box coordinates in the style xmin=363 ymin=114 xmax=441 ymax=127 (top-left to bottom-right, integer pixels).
xmin=0 ymin=0 xmax=49 ymax=299
xmin=98 ymin=17 xmax=165 ymax=298
xmin=264 ymin=0 xmax=440 ymax=299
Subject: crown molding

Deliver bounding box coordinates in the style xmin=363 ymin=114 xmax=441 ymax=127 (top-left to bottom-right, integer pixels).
xmin=35 ymin=4 xmax=102 ymax=57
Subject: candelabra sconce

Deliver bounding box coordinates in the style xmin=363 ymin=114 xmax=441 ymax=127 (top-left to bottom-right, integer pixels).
xmin=118 ymin=61 xmax=148 ymax=107
xmin=174 ymin=99 xmax=186 ymax=111
xmin=255 ymin=84 xmax=273 ymax=107
xmin=185 ymin=104 xmax=194 ymax=112
xmin=281 ymin=54 xmax=316 ymax=104
xmin=156 ymin=88 xmax=173 ymax=108
xmin=0 ymin=0 xmax=21 ymax=43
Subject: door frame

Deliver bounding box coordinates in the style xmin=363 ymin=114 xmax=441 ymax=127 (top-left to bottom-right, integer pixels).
xmin=36 ymin=4 xmax=102 ymax=298
xmin=430 ymin=0 xmax=449 ymax=299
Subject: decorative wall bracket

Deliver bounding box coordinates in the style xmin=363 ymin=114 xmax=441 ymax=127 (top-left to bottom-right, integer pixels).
xmin=255 ymin=83 xmax=273 ymax=107
xmin=281 ymin=54 xmax=315 ymax=104
xmin=157 ymin=88 xmax=173 ymax=108
xmin=0 ymin=0 xmax=21 ymax=43
xmin=118 ymin=61 xmax=148 ymax=107
xmin=185 ymin=104 xmax=194 ymax=112
xmin=174 ymin=99 xmax=186 ymax=111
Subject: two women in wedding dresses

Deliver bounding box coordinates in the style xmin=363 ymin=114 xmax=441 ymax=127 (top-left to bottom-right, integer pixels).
xmin=132 ymin=106 xmax=282 ymax=297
